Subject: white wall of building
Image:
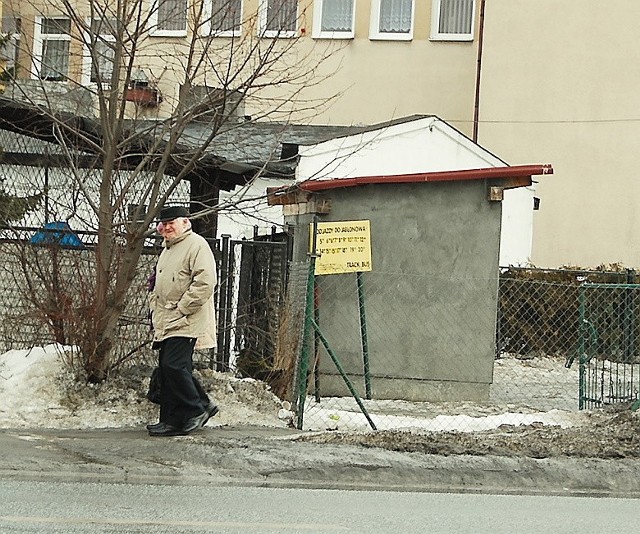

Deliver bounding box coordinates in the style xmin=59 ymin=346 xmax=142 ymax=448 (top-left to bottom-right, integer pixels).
xmin=297 ymin=118 xmax=504 ymax=180
xmin=217 ymin=176 xmax=292 ymax=240
xmin=500 ymin=187 xmax=536 ymax=267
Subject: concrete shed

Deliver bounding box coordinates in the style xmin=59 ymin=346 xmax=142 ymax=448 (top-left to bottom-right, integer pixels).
xmin=269 ymin=119 xmax=552 ymax=402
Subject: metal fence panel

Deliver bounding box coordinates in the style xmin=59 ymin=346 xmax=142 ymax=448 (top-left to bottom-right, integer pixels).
xmin=292 ymin=264 xmax=638 ymax=432
xmin=574 ymin=283 xmax=640 ymax=409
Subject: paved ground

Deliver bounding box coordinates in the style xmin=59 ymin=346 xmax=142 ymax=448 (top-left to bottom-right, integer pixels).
xmin=2 ymin=425 xmax=640 ymax=497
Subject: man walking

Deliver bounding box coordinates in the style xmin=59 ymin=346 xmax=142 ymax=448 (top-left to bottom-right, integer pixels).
xmin=147 ymin=205 xmax=219 ymax=436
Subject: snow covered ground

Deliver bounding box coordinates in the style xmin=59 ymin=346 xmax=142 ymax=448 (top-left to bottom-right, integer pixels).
xmin=0 ymin=345 xmax=288 ymax=430
xmin=302 ymin=355 xmax=587 ymax=432
xmin=0 ymin=345 xmax=591 ymax=434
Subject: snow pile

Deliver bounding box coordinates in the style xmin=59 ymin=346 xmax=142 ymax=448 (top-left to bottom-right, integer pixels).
xmin=0 ymin=345 xmax=589 ymax=433
xmin=0 ymin=345 xmax=288 ymax=430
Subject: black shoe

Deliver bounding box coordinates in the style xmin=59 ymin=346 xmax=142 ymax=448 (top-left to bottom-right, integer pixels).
xmin=202 ymin=403 xmax=219 ymax=427
xmin=148 ymin=423 xmax=187 ymax=437
xmin=182 ymin=412 xmax=208 ymax=434
xmin=146 ymin=421 xmax=164 ymax=432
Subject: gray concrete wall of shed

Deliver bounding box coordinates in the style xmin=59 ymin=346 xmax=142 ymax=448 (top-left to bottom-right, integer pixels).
xmin=285 ymin=180 xmax=501 ymax=402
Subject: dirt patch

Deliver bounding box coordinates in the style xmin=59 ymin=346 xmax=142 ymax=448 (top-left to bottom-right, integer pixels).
xmin=295 ymin=408 xmax=640 ymax=459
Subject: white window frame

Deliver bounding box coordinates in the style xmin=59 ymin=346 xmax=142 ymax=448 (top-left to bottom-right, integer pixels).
xmin=32 ymin=16 xmax=71 ymax=81
xmin=430 ymin=0 xmax=475 ymax=42
xmin=202 ymin=0 xmax=243 ymax=37
xmin=81 ymin=17 xmax=117 ymax=87
xmin=258 ymin=0 xmax=298 ymax=38
xmin=312 ymin=0 xmax=356 ymax=39
xmin=369 ymin=0 xmax=414 ymax=41
xmin=150 ymin=0 xmax=188 ymax=37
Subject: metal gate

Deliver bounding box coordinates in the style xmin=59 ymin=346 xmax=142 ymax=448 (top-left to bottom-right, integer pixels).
xmin=214 ymin=229 xmax=291 ymax=375
xmin=572 ymin=283 xmax=640 ymax=409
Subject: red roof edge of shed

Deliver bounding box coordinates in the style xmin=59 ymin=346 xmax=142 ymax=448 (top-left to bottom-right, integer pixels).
xmin=297 ymin=164 xmax=554 ymax=192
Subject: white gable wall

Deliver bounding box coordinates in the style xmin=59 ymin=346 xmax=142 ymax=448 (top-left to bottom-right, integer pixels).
xmin=296 ymin=118 xmax=504 ymax=180
xmin=499 ymin=187 xmax=536 ymax=267
xmin=295 ymin=118 xmax=535 ymax=267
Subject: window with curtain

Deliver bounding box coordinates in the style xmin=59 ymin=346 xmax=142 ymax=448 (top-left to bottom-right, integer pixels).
xmin=431 ymin=0 xmax=475 ymax=40
xmin=38 ymin=18 xmax=71 ymax=81
xmin=157 ymin=0 xmax=188 ymax=32
xmin=209 ymin=0 xmax=242 ymax=35
xmin=90 ymin=17 xmax=118 ymax=84
xmin=321 ymin=0 xmax=354 ymax=33
xmin=379 ymin=0 xmax=412 ymax=33
xmin=370 ymin=0 xmax=414 ymax=40
xmin=261 ymin=0 xmax=298 ymax=35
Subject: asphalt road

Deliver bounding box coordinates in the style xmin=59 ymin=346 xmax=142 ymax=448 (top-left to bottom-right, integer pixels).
xmin=2 ymin=480 xmax=639 ymax=533
xmin=2 ymin=426 xmax=640 ymax=497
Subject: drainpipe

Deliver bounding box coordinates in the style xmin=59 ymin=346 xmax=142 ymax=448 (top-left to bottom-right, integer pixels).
xmin=473 ymin=0 xmax=486 ymax=142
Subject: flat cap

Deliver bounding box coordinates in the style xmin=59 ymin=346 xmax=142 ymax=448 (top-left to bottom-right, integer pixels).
xmin=159 ymin=205 xmax=189 ymax=222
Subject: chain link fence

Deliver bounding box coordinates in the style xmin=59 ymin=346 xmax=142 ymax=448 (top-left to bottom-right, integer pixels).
xmin=0 ymin=230 xmax=279 ymax=376
xmin=286 ymin=264 xmax=640 ymax=433
xmin=2 ymin=222 xmax=639 ymax=436
xmin=0 ymin=241 xmax=158 ymax=367
xmin=0 ymin=129 xmax=190 ymax=245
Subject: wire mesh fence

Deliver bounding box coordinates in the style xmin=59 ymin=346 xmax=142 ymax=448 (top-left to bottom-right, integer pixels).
xmin=288 ymin=264 xmax=640 ymax=433
xmin=572 ymin=283 xmax=640 ymax=410
xmin=0 ymin=128 xmax=190 ymax=247
xmin=0 ymin=230 xmax=284 ymax=375
xmin=1 ymin=224 xmax=639 ymax=436
xmin=0 ymin=242 xmax=158 ymax=368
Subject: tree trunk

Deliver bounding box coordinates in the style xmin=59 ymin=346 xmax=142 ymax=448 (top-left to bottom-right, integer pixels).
xmin=85 ymin=231 xmax=147 ymax=382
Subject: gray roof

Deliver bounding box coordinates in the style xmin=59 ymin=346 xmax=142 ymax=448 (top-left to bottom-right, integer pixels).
xmin=0 ymin=96 xmax=435 ymax=188
xmin=180 ymin=114 xmax=433 ymax=163
xmin=173 ymin=114 xmax=435 ymax=179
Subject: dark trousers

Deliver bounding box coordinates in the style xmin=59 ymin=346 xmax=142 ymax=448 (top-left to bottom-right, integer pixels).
xmin=158 ymin=337 xmax=209 ymax=427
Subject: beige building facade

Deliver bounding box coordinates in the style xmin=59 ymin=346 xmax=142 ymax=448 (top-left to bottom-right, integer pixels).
xmin=289 ymin=0 xmax=482 ymax=130
xmin=299 ymin=0 xmax=640 ymax=270
xmin=1 ymin=1 xmax=482 ymax=128
xmin=477 ymin=0 xmax=640 ymax=269
xmin=300 ymin=0 xmax=640 ymax=270
xmin=8 ymin=0 xmax=630 ymax=269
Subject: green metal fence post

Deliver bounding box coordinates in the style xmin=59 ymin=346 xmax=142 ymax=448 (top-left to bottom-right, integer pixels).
xmin=296 ymin=217 xmax=319 ymax=430
xmin=313 ymin=280 xmax=321 ymax=402
xmin=578 ymin=285 xmax=586 ymax=410
xmin=311 ymin=317 xmax=377 ymax=430
xmin=356 ymin=271 xmax=372 ymax=399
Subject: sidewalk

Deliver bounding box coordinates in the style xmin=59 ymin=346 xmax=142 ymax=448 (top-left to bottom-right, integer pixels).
xmin=2 ymin=425 xmax=640 ymax=497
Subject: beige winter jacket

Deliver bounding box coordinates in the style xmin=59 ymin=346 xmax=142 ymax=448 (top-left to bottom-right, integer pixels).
xmin=150 ymin=230 xmax=217 ymax=348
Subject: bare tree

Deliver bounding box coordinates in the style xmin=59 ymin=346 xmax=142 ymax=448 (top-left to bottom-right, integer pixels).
xmin=0 ymin=0 xmax=338 ymax=381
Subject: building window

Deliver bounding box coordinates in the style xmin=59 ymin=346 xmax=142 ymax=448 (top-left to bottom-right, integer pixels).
xmin=151 ymin=0 xmax=188 ymax=36
xmin=204 ymin=0 xmax=242 ymax=36
xmin=83 ymin=17 xmax=118 ymax=85
xmin=370 ymin=0 xmax=414 ymax=41
xmin=1 ymin=17 xmax=21 ymax=79
xmin=33 ymin=17 xmax=71 ymax=81
xmin=430 ymin=0 xmax=475 ymax=41
xmin=258 ymin=0 xmax=298 ymax=38
xmin=312 ymin=0 xmax=355 ymax=39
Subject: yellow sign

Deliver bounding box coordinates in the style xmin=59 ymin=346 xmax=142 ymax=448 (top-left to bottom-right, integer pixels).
xmin=311 ymin=220 xmax=372 ymax=275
